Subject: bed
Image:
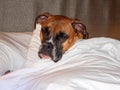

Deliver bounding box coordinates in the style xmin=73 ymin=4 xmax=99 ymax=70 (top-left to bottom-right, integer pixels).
xmin=0 ymin=25 xmax=120 ymax=90
xmin=0 ymin=0 xmax=120 ymax=89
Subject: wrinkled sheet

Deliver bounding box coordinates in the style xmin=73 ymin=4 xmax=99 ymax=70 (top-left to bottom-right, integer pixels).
xmin=0 ymin=37 xmax=120 ymax=90
xmin=0 ymin=32 xmax=32 ymax=75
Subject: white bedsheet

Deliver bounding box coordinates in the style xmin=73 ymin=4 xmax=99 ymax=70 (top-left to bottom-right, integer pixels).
xmin=0 ymin=37 xmax=120 ymax=90
xmin=0 ymin=32 xmax=32 ymax=75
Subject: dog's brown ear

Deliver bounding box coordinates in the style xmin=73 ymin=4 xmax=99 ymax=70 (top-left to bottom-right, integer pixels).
xmin=34 ymin=12 xmax=51 ymax=28
xmin=72 ymin=20 xmax=89 ymax=39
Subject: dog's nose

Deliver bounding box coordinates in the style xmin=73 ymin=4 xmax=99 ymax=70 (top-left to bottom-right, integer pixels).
xmin=42 ymin=42 xmax=53 ymax=51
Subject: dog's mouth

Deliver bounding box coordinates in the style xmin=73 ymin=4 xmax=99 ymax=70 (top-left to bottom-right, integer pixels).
xmin=38 ymin=50 xmax=62 ymax=62
xmin=39 ymin=53 xmax=51 ymax=59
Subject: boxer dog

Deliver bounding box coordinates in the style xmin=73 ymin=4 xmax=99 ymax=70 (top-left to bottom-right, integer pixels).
xmin=35 ymin=13 xmax=89 ymax=62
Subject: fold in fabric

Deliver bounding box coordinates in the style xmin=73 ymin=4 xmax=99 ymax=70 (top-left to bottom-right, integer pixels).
xmin=0 ymin=32 xmax=31 ymax=76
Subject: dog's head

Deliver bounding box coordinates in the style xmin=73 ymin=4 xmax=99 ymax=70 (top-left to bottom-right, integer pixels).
xmin=35 ymin=13 xmax=89 ymax=62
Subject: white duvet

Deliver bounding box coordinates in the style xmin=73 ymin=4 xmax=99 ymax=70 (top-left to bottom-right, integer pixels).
xmin=0 ymin=32 xmax=31 ymax=75
xmin=0 ymin=35 xmax=120 ymax=90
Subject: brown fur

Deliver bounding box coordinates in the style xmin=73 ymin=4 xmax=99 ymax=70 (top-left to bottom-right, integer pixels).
xmin=35 ymin=13 xmax=89 ymax=62
xmin=35 ymin=13 xmax=88 ymax=53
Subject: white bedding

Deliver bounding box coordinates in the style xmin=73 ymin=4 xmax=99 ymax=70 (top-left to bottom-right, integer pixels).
xmin=0 ymin=31 xmax=120 ymax=90
xmin=0 ymin=32 xmax=32 ymax=75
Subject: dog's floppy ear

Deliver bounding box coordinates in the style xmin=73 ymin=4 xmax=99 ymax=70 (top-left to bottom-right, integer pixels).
xmin=72 ymin=20 xmax=89 ymax=39
xmin=34 ymin=12 xmax=51 ymax=28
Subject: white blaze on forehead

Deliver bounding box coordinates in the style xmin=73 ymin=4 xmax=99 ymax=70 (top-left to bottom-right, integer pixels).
xmin=47 ymin=37 xmax=57 ymax=60
xmin=48 ymin=37 xmax=53 ymax=44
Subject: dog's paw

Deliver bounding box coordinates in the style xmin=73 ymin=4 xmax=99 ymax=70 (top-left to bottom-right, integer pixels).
xmin=4 ymin=70 xmax=11 ymax=75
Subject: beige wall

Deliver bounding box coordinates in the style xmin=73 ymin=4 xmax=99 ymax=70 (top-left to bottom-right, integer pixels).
xmin=0 ymin=0 xmax=120 ymax=40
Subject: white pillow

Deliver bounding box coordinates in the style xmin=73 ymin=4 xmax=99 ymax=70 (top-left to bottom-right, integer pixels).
xmin=26 ymin=24 xmax=41 ymax=66
xmin=26 ymin=24 xmax=54 ymax=67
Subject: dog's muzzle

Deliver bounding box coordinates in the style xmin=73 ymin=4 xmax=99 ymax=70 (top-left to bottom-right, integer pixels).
xmin=38 ymin=42 xmax=53 ymax=59
xmin=38 ymin=42 xmax=62 ymax=62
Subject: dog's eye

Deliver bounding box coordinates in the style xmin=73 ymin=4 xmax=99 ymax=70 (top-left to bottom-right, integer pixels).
xmin=55 ymin=31 xmax=69 ymax=42
xmin=41 ymin=27 xmax=50 ymax=42
xmin=42 ymin=27 xmax=49 ymax=34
